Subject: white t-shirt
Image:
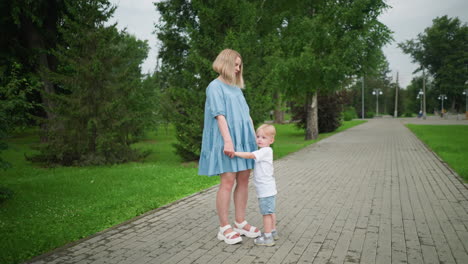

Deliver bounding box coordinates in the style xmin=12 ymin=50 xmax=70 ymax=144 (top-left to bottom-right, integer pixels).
xmin=252 ymin=147 xmax=277 ymax=198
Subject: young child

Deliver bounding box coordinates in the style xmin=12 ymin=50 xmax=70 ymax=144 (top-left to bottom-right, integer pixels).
xmin=234 ymin=124 xmax=278 ymax=246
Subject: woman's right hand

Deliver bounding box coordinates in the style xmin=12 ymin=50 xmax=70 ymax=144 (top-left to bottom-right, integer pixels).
xmin=215 ymin=115 xmax=235 ymax=158
xmin=223 ymin=141 xmax=235 ymax=158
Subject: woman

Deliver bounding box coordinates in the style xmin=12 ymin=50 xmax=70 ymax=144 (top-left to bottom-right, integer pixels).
xmin=198 ymin=49 xmax=261 ymax=244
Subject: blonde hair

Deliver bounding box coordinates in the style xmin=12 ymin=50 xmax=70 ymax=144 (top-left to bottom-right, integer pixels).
xmin=212 ymin=49 xmax=244 ymax=88
xmin=256 ymin=124 xmax=276 ymax=138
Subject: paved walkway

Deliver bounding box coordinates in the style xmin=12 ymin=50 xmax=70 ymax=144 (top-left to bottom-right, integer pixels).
xmin=28 ymin=118 xmax=468 ymax=264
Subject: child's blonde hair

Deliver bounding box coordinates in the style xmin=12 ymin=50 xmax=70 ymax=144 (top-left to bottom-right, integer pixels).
xmin=212 ymin=49 xmax=244 ymax=88
xmin=256 ymin=124 xmax=276 ymax=138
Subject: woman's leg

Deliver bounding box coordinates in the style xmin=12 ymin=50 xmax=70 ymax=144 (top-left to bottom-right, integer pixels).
xmin=234 ymin=169 xmax=259 ymax=232
xmin=217 ymin=172 xmax=239 ymax=237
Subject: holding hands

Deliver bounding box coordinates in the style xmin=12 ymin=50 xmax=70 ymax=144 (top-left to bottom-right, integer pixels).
xmin=223 ymin=140 xmax=235 ymax=158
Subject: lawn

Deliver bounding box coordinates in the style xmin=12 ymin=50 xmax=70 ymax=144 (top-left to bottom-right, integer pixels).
xmin=406 ymin=124 xmax=468 ymax=181
xmin=0 ymin=120 xmax=365 ymax=264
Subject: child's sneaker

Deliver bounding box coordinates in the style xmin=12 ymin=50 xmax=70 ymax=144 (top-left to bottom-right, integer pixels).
xmin=272 ymin=230 xmax=279 ymax=241
xmin=254 ymin=234 xmax=275 ymax=246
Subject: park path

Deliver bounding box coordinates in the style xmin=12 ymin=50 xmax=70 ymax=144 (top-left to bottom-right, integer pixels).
xmin=28 ymin=118 xmax=468 ymax=264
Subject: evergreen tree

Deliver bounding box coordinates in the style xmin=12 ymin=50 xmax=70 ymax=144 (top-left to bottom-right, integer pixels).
xmin=0 ymin=0 xmax=117 ymax=131
xmin=0 ymin=63 xmax=37 ymax=169
xmin=0 ymin=0 xmax=65 ymax=126
xmin=30 ymin=2 xmax=154 ymax=165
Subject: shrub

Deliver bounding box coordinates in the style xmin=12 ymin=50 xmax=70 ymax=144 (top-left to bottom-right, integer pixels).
xmin=0 ymin=186 xmax=14 ymax=204
xmin=1 ymin=62 xmax=37 ymax=169
xmin=343 ymin=107 xmax=358 ymax=121
xmin=366 ymin=111 xmax=375 ymax=118
xmin=291 ymin=90 xmax=352 ymax=133
xmin=318 ymin=93 xmax=343 ymax=133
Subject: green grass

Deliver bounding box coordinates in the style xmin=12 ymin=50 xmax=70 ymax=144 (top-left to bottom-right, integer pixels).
xmin=406 ymin=124 xmax=468 ymax=181
xmin=0 ymin=120 xmax=365 ymax=263
xmin=284 ymin=112 xmax=293 ymax=122
xmin=0 ymin=126 xmax=218 ymax=264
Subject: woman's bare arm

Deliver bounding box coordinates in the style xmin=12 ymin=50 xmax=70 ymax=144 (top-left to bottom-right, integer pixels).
xmin=216 ymin=115 xmax=234 ymax=158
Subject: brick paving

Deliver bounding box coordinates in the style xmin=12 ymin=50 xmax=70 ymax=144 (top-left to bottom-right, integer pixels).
xmin=27 ymin=118 xmax=468 ymax=264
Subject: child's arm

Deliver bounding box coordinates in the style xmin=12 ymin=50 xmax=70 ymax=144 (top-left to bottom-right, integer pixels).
xmin=234 ymin=152 xmax=255 ymax=159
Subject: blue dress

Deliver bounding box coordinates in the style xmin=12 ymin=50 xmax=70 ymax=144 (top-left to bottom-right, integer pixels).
xmin=198 ymin=79 xmax=256 ymax=176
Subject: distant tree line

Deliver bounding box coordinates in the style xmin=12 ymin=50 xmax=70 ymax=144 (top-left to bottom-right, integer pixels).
xmin=347 ymin=13 xmax=468 ymax=119
xmin=400 ymin=16 xmax=468 ymax=114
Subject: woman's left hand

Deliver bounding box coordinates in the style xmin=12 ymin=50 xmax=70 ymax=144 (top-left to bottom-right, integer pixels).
xmin=223 ymin=141 xmax=235 ymax=158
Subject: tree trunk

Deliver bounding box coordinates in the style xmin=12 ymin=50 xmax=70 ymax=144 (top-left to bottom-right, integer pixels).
xmin=22 ymin=16 xmax=58 ymax=142
xmin=273 ymin=89 xmax=284 ymax=124
xmin=305 ymin=91 xmax=318 ymax=140
xmin=394 ymin=73 xmax=399 ymax=117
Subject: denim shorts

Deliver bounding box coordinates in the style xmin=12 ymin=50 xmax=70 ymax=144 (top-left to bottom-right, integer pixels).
xmin=258 ymin=195 xmax=276 ymax=215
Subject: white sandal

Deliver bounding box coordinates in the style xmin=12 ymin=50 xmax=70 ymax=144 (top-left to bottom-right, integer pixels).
xmin=217 ymin=225 xmax=242 ymax=245
xmin=234 ymin=220 xmax=261 ymax=238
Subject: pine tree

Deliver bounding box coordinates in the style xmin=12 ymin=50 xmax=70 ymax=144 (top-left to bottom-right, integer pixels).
xmin=0 ymin=62 xmax=37 ymax=169
xmin=30 ymin=1 xmax=155 ymax=165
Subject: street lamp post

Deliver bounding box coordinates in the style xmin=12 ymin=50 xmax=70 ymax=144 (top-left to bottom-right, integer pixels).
xmin=372 ymin=89 xmax=383 ymax=117
xmin=362 ymin=76 xmax=365 ymax=120
xmin=438 ymin=94 xmax=447 ymax=118
xmin=417 ymin=89 xmax=424 ymax=117
xmin=423 ymin=68 xmax=427 ymax=119
xmin=463 ymin=89 xmax=468 ymax=114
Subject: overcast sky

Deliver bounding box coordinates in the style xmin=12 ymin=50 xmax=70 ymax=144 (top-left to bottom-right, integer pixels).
xmin=109 ymin=0 xmax=468 ymax=88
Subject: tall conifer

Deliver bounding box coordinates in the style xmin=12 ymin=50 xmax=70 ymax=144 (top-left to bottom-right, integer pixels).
xmin=31 ymin=1 xmax=155 ymax=165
